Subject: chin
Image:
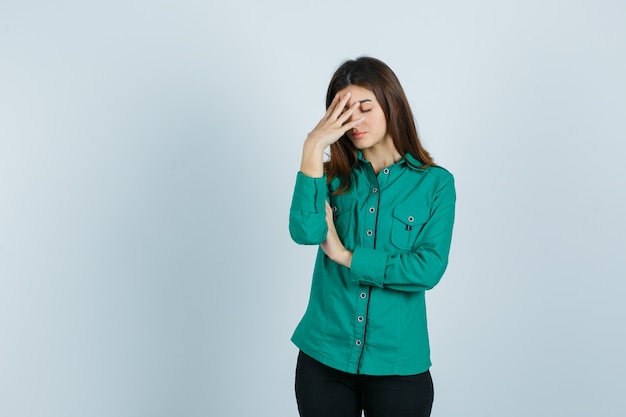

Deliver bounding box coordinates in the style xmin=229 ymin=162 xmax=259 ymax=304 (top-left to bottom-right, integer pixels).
xmin=349 ymin=139 xmax=370 ymax=150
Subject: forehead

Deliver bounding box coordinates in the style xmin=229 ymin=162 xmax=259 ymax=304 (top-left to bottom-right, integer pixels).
xmin=337 ymin=85 xmax=377 ymax=103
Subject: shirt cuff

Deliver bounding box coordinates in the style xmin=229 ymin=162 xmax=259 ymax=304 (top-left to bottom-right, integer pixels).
xmin=291 ymin=172 xmax=328 ymax=213
xmin=350 ymin=247 xmax=387 ymax=288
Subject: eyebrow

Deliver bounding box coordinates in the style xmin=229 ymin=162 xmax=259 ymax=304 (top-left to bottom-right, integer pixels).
xmin=344 ymin=99 xmax=373 ymax=110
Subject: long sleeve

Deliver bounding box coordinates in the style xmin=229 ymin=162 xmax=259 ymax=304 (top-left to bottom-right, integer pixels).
xmin=289 ymin=172 xmax=329 ymax=245
xmin=349 ymin=171 xmax=456 ymax=292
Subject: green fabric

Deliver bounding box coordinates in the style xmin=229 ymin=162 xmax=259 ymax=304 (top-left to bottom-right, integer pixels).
xmin=289 ymin=153 xmax=456 ymax=376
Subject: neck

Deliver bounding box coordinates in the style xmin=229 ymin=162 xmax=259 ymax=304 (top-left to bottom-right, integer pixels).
xmin=362 ymin=147 xmax=402 ymax=174
xmin=361 ymin=137 xmax=401 ymax=174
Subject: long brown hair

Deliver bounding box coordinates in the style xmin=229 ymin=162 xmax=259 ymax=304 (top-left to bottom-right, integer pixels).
xmin=324 ymin=57 xmax=434 ymax=194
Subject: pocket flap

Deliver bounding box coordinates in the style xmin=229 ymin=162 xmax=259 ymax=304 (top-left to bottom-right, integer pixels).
xmin=392 ymin=206 xmax=430 ymax=226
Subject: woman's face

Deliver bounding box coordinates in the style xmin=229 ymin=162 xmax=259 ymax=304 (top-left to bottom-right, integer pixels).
xmin=337 ymin=85 xmax=393 ymax=153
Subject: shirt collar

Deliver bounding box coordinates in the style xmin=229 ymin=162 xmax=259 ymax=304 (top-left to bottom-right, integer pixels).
xmin=357 ymin=151 xmax=423 ymax=170
xmin=402 ymin=153 xmax=424 ymax=170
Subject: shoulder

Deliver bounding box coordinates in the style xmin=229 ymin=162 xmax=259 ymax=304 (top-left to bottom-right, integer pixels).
xmin=418 ymin=164 xmax=454 ymax=185
xmin=426 ymin=164 xmax=453 ymax=177
xmin=405 ymin=154 xmax=454 ymax=182
xmin=422 ymin=165 xmax=455 ymax=200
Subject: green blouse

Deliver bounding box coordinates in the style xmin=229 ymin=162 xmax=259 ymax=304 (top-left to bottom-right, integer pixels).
xmin=289 ymin=153 xmax=456 ymax=375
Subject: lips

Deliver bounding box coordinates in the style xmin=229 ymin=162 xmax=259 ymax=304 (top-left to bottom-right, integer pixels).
xmin=351 ymin=131 xmax=366 ymax=139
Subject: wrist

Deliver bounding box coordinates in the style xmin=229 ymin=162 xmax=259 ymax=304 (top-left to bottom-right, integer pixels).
xmin=300 ymin=138 xmax=326 ymax=177
xmin=339 ymin=249 xmax=353 ymax=268
xmin=303 ymin=135 xmax=328 ymax=153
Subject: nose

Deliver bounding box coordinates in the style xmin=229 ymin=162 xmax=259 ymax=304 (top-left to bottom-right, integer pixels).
xmin=349 ymin=108 xmax=363 ymax=122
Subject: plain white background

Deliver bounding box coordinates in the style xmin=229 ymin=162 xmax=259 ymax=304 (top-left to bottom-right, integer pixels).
xmin=1 ymin=1 xmax=625 ymax=416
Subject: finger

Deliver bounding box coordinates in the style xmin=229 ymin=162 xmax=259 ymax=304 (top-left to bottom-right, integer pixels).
xmin=325 ymin=202 xmax=335 ymax=227
xmin=324 ymin=201 xmax=333 ymax=220
xmin=321 ymin=93 xmax=341 ymax=120
xmin=325 ymin=203 xmax=339 ymax=234
xmin=324 ymin=94 xmax=340 ymax=114
xmin=335 ymin=101 xmax=361 ymax=127
xmin=338 ymin=115 xmax=366 ymax=135
xmin=347 ymin=114 xmax=366 ymax=127
xmin=328 ymin=92 xmax=353 ymax=122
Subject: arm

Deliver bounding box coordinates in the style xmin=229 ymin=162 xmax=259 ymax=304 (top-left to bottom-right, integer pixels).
xmin=350 ymin=173 xmax=456 ymax=292
xmin=289 ymin=92 xmax=364 ymax=245
xmin=321 ymin=172 xmax=456 ymax=292
xmin=288 ymin=173 xmax=328 ymax=245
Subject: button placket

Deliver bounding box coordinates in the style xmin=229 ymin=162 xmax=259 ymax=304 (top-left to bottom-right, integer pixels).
xmin=364 ymin=178 xmax=379 ymax=244
xmin=354 ymin=287 xmax=368 ymax=355
xmin=354 ymin=176 xmax=378 ymax=359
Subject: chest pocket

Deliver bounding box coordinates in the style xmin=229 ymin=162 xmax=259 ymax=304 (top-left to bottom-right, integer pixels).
xmin=331 ymin=196 xmax=357 ymax=248
xmin=390 ymin=206 xmax=430 ymax=251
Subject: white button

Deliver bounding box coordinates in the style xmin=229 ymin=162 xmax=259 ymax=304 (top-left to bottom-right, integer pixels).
xmin=369 ymin=207 xmax=375 ymax=213
xmin=366 ymin=230 xmax=373 ymax=236
xmin=372 ymin=188 xmax=378 ymax=193
xmin=383 ymin=168 xmax=390 ymax=174
xmin=360 ymin=292 xmax=367 ymax=299
xmin=408 ymin=216 xmax=414 ymax=222
xmin=357 ymin=316 xmax=364 ymax=322
xmin=333 ymin=206 xmax=338 ymax=213
xmin=356 ymin=340 xmax=362 ymax=346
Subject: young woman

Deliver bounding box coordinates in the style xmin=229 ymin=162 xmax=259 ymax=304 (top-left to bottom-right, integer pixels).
xmin=289 ymin=57 xmax=456 ymax=417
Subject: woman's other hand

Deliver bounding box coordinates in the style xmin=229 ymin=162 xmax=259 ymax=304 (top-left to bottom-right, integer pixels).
xmin=320 ymin=201 xmax=353 ymax=268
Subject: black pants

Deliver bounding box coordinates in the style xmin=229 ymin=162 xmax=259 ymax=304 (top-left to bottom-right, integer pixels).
xmin=295 ymin=351 xmax=434 ymax=417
